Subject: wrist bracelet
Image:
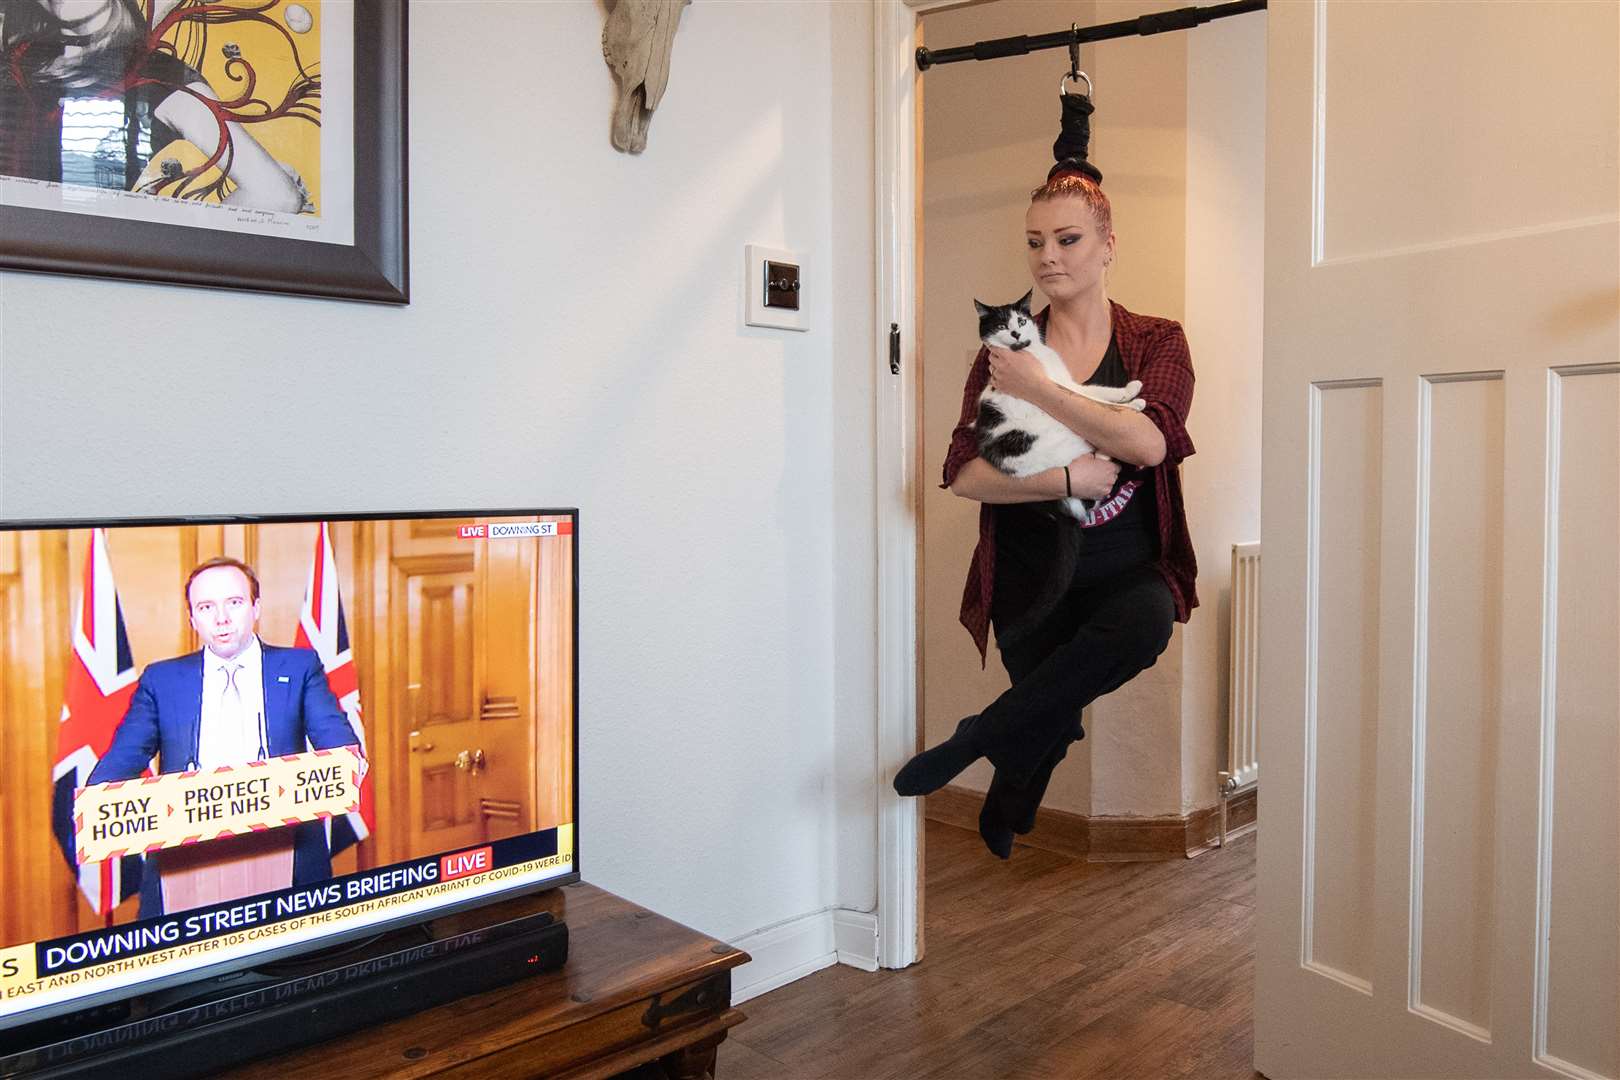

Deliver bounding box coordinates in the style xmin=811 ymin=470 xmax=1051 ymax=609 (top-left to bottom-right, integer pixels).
xmin=1063 ymin=465 xmax=1072 ymax=499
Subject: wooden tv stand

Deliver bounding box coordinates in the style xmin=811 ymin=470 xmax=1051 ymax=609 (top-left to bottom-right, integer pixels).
xmin=221 ymin=882 xmax=751 ymax=1080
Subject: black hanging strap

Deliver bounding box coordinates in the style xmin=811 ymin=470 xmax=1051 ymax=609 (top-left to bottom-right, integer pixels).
xmin=1050 ymin=92 xmax=1102 ymax=185
xmin=1051 ymin=22 xmax=1102 ymax=186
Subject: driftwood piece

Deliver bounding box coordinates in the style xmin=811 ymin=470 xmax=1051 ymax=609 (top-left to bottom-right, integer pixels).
xmin=601 ymin=0 xmax=690 ymax=153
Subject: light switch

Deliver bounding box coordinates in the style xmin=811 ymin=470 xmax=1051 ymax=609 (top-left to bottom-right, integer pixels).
xmin=765 ymin=261 xmax=800 ymax=310
xmin=745 ymin=244 xmax=809 ymax=332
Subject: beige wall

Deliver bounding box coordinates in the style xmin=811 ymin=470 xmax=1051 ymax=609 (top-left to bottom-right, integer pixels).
xmin=1084 ymin=0 xmax=1189 ymax=818
xmin=1181 ymin=12 xmax=1265 ymax=813
xmin=921 ymin=0 xmax=1263 ymax=818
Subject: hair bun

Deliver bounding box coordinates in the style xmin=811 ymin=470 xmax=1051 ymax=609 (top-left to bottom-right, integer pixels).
xmin=1047 ymin=159 xmax=1103 ymax=185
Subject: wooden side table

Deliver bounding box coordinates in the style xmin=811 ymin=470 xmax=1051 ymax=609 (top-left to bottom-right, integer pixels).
xmin=221 ymin=882 xmax=750 ymax=1079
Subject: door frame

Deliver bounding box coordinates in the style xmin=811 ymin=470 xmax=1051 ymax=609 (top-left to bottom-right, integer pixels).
xmin=871 ymin=0 xmax=961 ymax=971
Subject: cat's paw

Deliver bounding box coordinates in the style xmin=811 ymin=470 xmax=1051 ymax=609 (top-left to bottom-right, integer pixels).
xmin=1128 ymin=398 xmax=1147 ymax=412
xmin=1122 ymin=380 xmax=1142 ymax=397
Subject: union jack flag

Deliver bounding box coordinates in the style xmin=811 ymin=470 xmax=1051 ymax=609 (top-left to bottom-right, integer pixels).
xmin=52 ymin=528 xmax=144 ymax=920
xmin=295 ymin=523 xmax=374 ymax=853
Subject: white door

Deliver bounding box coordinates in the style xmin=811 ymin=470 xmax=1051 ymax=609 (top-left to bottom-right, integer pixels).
xmin=1255 ymin=3 xmax=1619 ymax=1078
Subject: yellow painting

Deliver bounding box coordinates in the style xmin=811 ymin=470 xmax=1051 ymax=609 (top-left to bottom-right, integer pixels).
xmin=2 ymin=0 xmax=323 ymax=214
xmin=1 ymin=0 xmax=404 ymax=301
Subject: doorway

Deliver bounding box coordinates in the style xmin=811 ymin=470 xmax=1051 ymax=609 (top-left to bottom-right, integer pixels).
xmin=879 ymin=2 xmax=1620 ymax=1076
xmin=910 ymin=0 xmax=1264 ymax=934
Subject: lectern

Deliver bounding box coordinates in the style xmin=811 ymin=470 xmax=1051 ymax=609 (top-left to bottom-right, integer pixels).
xmin=159 ymin=830 xmax=296 ymax=910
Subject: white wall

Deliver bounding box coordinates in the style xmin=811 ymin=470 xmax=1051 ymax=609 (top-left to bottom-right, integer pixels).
xmin=0 ymin=0 xmax=879 ymax=993
xmin=827 ymin=0 xmax=879 ymax=925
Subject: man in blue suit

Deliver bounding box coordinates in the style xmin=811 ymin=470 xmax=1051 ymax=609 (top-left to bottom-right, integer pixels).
xmin=88 ymin=556 xmax=361 ymax=919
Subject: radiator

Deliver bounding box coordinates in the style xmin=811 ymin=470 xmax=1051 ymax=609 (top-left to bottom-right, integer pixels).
xmin=1221 ymin=541 xmax=1262 ymax=799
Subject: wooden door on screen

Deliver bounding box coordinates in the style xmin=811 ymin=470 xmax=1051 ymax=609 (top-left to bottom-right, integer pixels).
xmin=1254 ymin=3 xmax=1619 ymax=1078
xmin=376 ymin=519 xmax=539 ymax=860
xmin=0 ymin=529 xmax=74 ymax=944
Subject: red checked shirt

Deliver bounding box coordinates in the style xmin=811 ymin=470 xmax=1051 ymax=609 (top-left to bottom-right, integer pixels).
xmin=941 ymin=300 xmax=1199 ymax=663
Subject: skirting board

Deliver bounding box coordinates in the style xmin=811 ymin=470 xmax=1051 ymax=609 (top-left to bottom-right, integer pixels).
xmin=925 ymin=785 xmax=1259 ymax=861
xmin=728 ymin=907 xmax=880 ymax=1004
xmin=833 ymin=909 xmax=880 ymax=972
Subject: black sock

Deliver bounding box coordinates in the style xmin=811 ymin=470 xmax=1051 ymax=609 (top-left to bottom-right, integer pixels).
xmin=978 ymin=792 xmax=1014 ymax=859
xmin=893 ymin=716 xmax=983 ymax=797
xmin=999 ymin=725 xmax=1083 ymax=834
xmin=1002 ymin=785 xmax=1042 ymax=835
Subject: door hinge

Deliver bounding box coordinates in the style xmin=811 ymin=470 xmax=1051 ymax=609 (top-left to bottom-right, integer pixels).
xmin=888 ymin=323 xmax=901 ymax=375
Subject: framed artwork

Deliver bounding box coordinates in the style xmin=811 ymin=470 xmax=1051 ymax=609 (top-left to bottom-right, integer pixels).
xmin=0 ymin=0 xmax=407 ymax=304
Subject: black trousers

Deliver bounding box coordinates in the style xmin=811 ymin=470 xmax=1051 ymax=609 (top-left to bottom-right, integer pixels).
xmin=981 ymin=549 xmax=1175 ymax=809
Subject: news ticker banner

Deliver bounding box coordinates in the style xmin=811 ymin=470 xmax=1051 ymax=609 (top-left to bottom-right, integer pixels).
xmin=72 ymin=748 xmax=365 ymax=865
xmin=0 ymin=825 xmax=574 ymax=1019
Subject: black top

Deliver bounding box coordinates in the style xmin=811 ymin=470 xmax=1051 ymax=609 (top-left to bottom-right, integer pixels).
xmin=990 ymin=331 xmax=1160 ymax=647
xmin=1079 ymin=334 xmax=1156 ymax=546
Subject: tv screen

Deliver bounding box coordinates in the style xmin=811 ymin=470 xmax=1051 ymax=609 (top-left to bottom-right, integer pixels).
xmin=0 ymin=510 xmax=578 ymax=1032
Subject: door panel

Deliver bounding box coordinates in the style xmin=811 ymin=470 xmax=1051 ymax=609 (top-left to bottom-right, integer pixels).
xmin=402 ymin=558 xmax=481 ymax=853
xmin=1413 ymin=375 xmax=1502 ymax=1037
xmin=1255 ymin=3 xmax=1619 ymax=1077
xmin=1306 ymin=381 xmax=1382 ymax=989
xmin=1542 ymin=368 xmax=1620 ymax=1079
xmin=382 ymin=521 xmax=542 ymax=861
xmin=1319 ymin=2 xmax=1617 ymax=263
xmin=475 ymin=534 xmax=539 ymax=843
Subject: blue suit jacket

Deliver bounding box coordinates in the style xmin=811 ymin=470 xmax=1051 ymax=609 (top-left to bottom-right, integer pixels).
xmin=88 ymin=643 xmax=360 ymax=919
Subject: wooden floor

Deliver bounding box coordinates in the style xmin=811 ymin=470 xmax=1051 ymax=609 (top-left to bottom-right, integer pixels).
xmin=716 ymin=822 xmax=1259 ymax=1079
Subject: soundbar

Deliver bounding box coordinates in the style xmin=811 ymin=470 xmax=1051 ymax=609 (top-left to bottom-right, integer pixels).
xmin=0 ymin=910 xmax=568 ymax=1078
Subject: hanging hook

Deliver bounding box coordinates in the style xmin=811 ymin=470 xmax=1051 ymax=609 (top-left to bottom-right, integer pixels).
xmin=1062 ymin=22 xmax=1092 ymax=97
xmin=1060 ymin=69 xmax=1092 ymax=97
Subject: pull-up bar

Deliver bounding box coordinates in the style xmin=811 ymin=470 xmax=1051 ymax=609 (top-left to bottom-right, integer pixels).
xmin=915 ymin=0 xmax=1267 ymax=72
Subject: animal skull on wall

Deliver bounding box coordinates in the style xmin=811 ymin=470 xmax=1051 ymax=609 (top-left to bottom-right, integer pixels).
xmin=601 ymin=0 xmax=691 ymax=154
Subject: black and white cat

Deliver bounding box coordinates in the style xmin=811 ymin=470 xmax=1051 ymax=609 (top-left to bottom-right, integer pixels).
xmin=973 ymin=290 xmax=1145 ymax=521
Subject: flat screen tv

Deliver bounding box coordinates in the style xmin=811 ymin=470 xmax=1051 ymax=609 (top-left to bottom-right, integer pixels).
xmin=0 ymin=509 xmax=578 ymax=1042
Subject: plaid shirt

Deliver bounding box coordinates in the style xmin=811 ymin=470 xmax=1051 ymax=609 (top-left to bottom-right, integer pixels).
xmin=941 ymin=300 xmax=1199 ymax=663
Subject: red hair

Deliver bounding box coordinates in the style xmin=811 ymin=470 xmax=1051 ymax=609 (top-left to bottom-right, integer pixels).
xmin=1030 ymin=172 xmax=1112 ymax=234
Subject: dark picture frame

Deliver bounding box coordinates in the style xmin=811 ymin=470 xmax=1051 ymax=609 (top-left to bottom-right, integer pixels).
xmin=0 ymin=0 xmax=409 ymax=305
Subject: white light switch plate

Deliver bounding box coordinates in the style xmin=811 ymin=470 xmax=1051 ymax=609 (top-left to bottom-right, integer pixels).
xmin=745 ymin=244 xmax=809 ymax=332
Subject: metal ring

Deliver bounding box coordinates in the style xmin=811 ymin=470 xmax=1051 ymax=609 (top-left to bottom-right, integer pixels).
xmin=1061 ymin=70 xmax=1093 ymax=97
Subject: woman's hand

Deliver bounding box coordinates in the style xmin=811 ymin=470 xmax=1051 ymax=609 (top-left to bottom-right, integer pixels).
xmin=987 ymin=345 xmax=1052 ymax=405
xmin=1067 ymin=453 xmax=1120 ymax=500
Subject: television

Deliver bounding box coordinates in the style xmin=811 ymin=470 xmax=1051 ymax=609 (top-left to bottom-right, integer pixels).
xmin=0 ymin=509 xmax=578 ymax=1057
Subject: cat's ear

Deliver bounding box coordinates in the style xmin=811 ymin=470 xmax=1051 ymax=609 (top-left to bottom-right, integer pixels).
xmin=1016 ymin=290 xmax=1034 ymax=313
xmin=973 ymin=299 xmax=992 ymax=317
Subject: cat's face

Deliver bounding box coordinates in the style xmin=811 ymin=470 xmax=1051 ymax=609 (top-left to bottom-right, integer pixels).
xmin=974 ymin=291 xmax=1039 ymax=351
xmin=1025 ymin=197 xmax=1113 ymax=303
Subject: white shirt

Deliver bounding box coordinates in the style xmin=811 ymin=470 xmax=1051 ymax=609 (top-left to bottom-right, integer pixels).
xmin=197 ymin=635 xmax=269 ymax=769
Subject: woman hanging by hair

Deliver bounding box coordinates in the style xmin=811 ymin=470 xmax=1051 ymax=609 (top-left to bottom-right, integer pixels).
xmin=893 ymin=159 xmax=1199 ymax=859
